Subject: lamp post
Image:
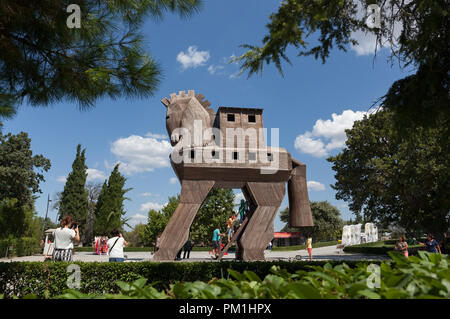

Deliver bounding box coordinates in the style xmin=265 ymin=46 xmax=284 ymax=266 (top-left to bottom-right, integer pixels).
xmin=42 ymin=194 xmax=52 ymax=238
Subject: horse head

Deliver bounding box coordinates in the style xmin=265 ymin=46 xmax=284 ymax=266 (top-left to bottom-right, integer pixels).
xmin=161 ymin=90 xmax=213 ymax=147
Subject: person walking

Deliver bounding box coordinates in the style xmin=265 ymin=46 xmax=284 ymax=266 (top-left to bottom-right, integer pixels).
xmin=175 ymin=248 xmax=182 ymax=260
xmin=226 ymin=214 xmax=236 ymax=243
xmin=107 ymin=229 xmax=128 ymax=262
xmin=52 ymin=215 xmax=80 ymax=262
xmin=395 ymin=236 xmax=409 ymax=258
xmin=306 ymin=235 xmax=313 ymax=261
xmin=212 ymin=227 xmax=225 ymax=259
xmin=183 ymin=237 xmax=193 ymax=259
xmin=155 ymin=234 xmax=161 ymax=253
xmin=419 ymin=234 xmax=442 ymax=254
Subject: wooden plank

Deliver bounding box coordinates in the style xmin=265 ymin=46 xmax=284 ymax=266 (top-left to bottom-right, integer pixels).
xmin=217 ymin=216 xmax=249 ymax=260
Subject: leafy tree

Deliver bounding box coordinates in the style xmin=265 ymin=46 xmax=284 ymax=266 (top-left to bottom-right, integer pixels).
xmin=280 ymin=201 xmax=344 ymax=241
xmin=0 ymin=132 xmax=51 ymax=206
xmin=0 ymin=198 xmax=33 ymax=239
xmin=191 ymin=188 xmax=235 ymax=245
xmin=142 ymin=189 xmax=235 ymax=247
xmin=93 ymin=164 xmax=131 ymax=235
xmin=125 ymin=223 xmax=147 ymax=247
xmin=58 ymin=145 xmax=88 ymax=227
xmin=234 ymin=0 xmax=449 ymax=126
xmin=0 ymin=131 xmax=50 ymax=238
xmin=27 ymin=215 xmax=58 ymax=240
xmin=327 ymin=110 xmax=450 ymax=239
xmin=0 ymin=0 xmax=202 ymax=112
xmin=84 ymin=182 xmax=103 ymax=244
xmin=0 ymin=103 xmax=16 ymax=130
xmin=142 ymin=207 xmax=172 ymax=247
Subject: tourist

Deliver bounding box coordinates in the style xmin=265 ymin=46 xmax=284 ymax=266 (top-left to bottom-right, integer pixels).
xmin=238 ymin=199 xmax=246 ymax=222
xmin=419 ymin=234 xmax=441 ymax=254
xmin=395 ymin=236 xmax=409 ymax=258
xmin=175 ymin=248 xmax=182 ymax=260
xmin=52 ymin=215 xmax=80 ymax=262
xmin=107 ymin=229 xmax=128 ymax=262
xmin=183 ymin=237 xmax=193 ymax=259
xmin=155 ymin=234 xmax=161 ymax=252
xmin=226 ymin=214 xmax=236 ymax=242
xmin=306 ymin=235 xmax=313 ymax=261
xmin=212 ymin=227 xmax=225 ymax=258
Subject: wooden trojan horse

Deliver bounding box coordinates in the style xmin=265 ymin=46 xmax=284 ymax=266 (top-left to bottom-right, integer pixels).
xmin=153 ymin=90 xmax=314 ymax=261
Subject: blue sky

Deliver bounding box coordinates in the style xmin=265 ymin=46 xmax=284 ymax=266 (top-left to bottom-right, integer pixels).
xmin=3 ymin=1 xmax=413 ymax=232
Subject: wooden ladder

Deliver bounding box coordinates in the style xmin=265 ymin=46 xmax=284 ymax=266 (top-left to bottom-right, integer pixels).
xmin=218 ymin=216 xmax=250 ymax=260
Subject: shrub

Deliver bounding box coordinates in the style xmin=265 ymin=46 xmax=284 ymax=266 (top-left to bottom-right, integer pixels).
xmin=0 ymin=259 xmax=380 ymax=298
xmin=57 ymin=251 xmax=450 ymax=299
xmin=0 ymin=237 xmax=40 ymax=257
xmin=343 ymin=241 xmax=424 ymax=256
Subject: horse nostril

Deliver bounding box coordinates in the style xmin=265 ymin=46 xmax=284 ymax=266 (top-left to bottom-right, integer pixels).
xmin=166 ymin=116 xmax=170 ymax=119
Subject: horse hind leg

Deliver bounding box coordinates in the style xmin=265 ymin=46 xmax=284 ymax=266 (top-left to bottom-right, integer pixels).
xmin=237 ymin=182 xmax=286 ymax=261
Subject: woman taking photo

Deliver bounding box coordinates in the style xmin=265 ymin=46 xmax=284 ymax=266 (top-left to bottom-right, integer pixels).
xmin=107 ymin=229 xmax=128 ymax=262
xmin=52 ymin=215 xmax=80 ymax=261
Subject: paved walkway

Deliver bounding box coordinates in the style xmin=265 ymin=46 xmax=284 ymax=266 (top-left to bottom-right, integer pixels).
xmin=0 ymin=245 xmax=388 ymax=263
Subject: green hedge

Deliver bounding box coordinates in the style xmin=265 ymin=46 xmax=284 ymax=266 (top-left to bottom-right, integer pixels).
xmin=57 ymin=252 xmax=450 ymax=299
xmin=0 ymin=237 xmax=40 ymax=258
xmin=0 ymin=259 xmax=380 ymax=298
xmin=343 ymin=241 xmax=424 ymax=255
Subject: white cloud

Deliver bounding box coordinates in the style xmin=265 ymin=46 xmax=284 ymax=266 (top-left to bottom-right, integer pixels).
xmin=110 ymin=134 xmax=173 ymax=175
xmin=177 ymin=46 xmax=210 ymax=69
xmin=56 ymin=176 xmax=67 ymax=183
xmin=86 ymin=168 xmax=107 ymax=182
xmin=294 ymin=132 xmax=328 ymax=158
xmin=169 ymin=177 xmax=178 ymax=184
xmin=145 ymin=132 xmax=168 ymax=140
xmin=228 ymin=71 xmax=240 ymax=79
xmin=351 ymin=31 xmax=380 ymax=56
xmin=139 ymin=192 xmax=159 ymax=197
xmin=130 ymin=213 xmax=148 ymax=221
xmin=207 ymin=64 xmax=224 ymax=75
xmin=307 ymin=181 xmax=326 ymax=191
xmin=127 ymin=213 xmax=148 ymax=228
xmin=294 ymin=109 xmax=369 ymax=157
xmin=139 ymin=201 xmax=167 ymax=212
xmin=234 ymin=192 xmax=245 ymax=205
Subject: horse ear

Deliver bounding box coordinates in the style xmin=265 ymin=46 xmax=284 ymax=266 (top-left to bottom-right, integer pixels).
xmin=161 ymin=98 xmax=170 ymax=107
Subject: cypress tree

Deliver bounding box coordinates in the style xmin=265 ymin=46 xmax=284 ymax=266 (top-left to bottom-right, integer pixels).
xmin=58 ymin=144 xmax=88 ymax=228
xmin=93 ymin=164 xmax=130 ymax=235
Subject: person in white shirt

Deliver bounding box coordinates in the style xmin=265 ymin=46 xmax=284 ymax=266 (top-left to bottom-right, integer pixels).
xmin=52 ymin=215 xmax=80 ymax=261
xmin=107 ymin=229 xmax=128 ymax=262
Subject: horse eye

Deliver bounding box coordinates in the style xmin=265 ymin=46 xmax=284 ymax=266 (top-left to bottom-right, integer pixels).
xmin=166 ymin=116 xmax=170 ymax=119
